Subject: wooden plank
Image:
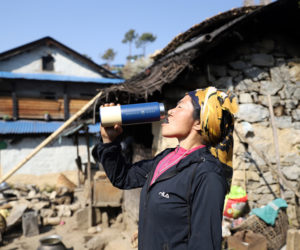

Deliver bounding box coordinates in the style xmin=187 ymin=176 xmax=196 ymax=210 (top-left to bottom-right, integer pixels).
xmin=18 ymin=98 xmax=64 ymax=120
xmin=69 ymin=99 xmax=89 ymax=114
xmin=0 ymin=97 xmax=13 ymax=117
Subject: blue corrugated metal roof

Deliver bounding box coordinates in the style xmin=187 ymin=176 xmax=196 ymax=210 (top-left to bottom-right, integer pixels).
xmin=0 ymin=71 xmax=124 ymax=84
xmin=0 ymin=120 xmax=100 ymax=134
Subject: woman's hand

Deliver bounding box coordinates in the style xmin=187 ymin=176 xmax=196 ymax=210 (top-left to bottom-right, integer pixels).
xmin=100 ymin=103 xmax=123 ymax=143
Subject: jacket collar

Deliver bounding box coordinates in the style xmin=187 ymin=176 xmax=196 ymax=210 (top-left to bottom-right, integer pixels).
xmin=147 ymin=146 xmax=213 ymax=191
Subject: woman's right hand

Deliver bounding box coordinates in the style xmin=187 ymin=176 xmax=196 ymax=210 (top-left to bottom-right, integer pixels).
xmin=100 ymin=103 xmax=123 ymax=143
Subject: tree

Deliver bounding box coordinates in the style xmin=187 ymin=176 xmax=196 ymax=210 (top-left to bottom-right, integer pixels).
xmin=136 ymin=33 xmax=157 ymax=57
xmin=101 ymin=48 xmax=116 ymax=65
xmin=243 ymin=0 xmax=255 ymax=6
xmin=122 ymin=29 xmax=138 ymax=60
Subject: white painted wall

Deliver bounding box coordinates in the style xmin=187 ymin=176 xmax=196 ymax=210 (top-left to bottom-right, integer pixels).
xmin=1 ymin=135 xmax=97 ymax=176
xmin=0 ymin=46 xmax=103 ymax=78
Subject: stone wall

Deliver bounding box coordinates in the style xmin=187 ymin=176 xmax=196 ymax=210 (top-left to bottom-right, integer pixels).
xmin=155 ymin=36 xmax=300 ymax=227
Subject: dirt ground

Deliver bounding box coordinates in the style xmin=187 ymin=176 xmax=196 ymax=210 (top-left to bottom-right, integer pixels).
xmin=1 ymin=216 xmax=135 ymax=250
xmin=1 ymin=172 xmax=137 ymax=250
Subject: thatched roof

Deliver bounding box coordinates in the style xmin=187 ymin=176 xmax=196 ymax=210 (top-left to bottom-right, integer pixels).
xmin=98 ymin=0 xmax=298 ymax=101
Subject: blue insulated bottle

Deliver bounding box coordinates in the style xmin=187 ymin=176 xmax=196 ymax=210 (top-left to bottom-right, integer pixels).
xmin=100 ymin=102 xmax=165 ymax=127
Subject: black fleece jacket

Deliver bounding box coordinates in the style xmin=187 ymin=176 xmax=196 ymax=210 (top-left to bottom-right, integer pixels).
xmin=92 ymin=141 xmax=230 ymax=250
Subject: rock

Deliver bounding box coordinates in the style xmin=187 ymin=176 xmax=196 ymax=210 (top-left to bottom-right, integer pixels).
xmin=211 ymin=65 xmax=227 ymax=77
xmin=6 ymin=203 xmax=28 ymax=228
xmin=56 ymin=205 xmax=72 ymax=217
xmin=240 ymin=121 xmax=254 ymax=137
xmin=274 ymin=106 xmax=284 ymax=116
xmin=239 ymin=93 xmax=253 ymax=103
xmin=68 ymin=202 xmax=81 ymax=212
xmin=283 ymin=190 xmax=296 ymax=201
xmin=229 ymin=60 xmax=249 ymax=70
xmin=88 ymin=225 xmax=102 ymax=234
xmin=243 ymin=67 xmax=268 ymax=81
xmin=74 ymin=207 xmax=89 ymax=229
xmin=235 ymin=79 xmax=260 ymax=92
xmin=286 ymin=229 xmax=300 ymax=250
xmin=294 ymin=122 xmax=300 ymax=129
xmin=246 ymin=171 xmax=260 ymax=182
xmin=50 ymin=191 xmax=57 ymax=200
xmin=293 ymin=87 xmax=300 ymax=99
xmin=288 ymin=62 xmax=300 ymax=82
xmin=246 ymin=150 xmax=266 ymax=166
xmin=250 ymin=53 xmax=274 ymax=67
xmin=102 ymin=212 xmax=109 ymax=228
xmin=282 ymin=165 xmax=300 ymax=181
xmin=233 ymin=75 xmax=243 ymax=84
xmin=55 ymin=195 xmax=72 ymax=205
xmin=215 ymin=76 xmax=233 ymax=89
xmin=282 ymin=153 xmax=300 ymax=166
xmin=258 ymin=95 xmax=280 ymax=107
xmin=274 ymin=116 xmax=293 ymax=129
xmin=292 ymin=109 xmax=300 ymax=121
xmin=278 ymin=83 xmax=297 ymax=99
xmin=260 ymin=172 xmax=278 ymax=185
xmin=85 ymin=231 xmax=120 ymax=250
xmin=40 ymin=208 xmax=56 ymax=218
xmin=237 ymin=104 xmax=269 ymax=122
xmin=257 ymin=194 xmax=276 ymax=206
xmin=43 ymin=217 xmax=61 ymax=226
xmin=285 ymin=99 xmax=298 ymax=109
xmin=255 ymin=184 xmax=279 ymax=194
xmin=260 ymin=80 xmax=284 ymax=95
xmin=271 ymin=65 xmax=291 ymax=86
xmin=287 ymin=206 xmax=299 ymax=228
xmin=228 ymin=70 xmax=239 ymax=77
xmin=32 ymin=201 xmax=50 ymax=211
xmin=56 ymin=187 xmax=70 ymax=196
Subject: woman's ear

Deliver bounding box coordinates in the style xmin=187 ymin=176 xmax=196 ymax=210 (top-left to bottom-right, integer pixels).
xmin=193 ymin=120 xmax=201 ymax=131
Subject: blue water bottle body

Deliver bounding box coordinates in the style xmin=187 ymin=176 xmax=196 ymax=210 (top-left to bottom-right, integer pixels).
xmin=100 ymin=102 xmax=165 ymax=127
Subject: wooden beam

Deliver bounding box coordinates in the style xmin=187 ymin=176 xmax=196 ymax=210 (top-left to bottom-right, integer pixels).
xmin=0 ymin=91 xmax=103 ymax=183
xmin=12 ymin=83 xmax=18 ymax=120
xmin=64 ymin=85 xmax=69 ymax=120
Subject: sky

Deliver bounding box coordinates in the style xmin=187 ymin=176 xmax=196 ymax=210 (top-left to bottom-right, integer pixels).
xmin=1 ymin=0 xmax=266 ymax=65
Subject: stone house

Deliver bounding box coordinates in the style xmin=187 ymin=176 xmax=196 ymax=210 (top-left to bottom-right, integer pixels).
xmin=0 ymin=37 xmax=123 ymax=178
xmin=100 ymin=0 xmax=300 ymax=227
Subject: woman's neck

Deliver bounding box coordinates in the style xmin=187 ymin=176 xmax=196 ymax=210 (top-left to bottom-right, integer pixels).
xmin=178 ymin=134 xmax=204 ymax=150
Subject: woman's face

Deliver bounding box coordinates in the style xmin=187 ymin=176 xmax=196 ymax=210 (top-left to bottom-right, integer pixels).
xmin=161 ymin=95 xmax=197 ymax=139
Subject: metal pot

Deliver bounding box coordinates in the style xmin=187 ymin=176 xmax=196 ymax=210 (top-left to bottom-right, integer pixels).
xmin=37 ymin=235 xmax=67 ymax=250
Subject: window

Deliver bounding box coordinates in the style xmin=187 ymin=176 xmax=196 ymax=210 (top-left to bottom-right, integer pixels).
xmin=42 ymin=54 xmax=54 ymax=71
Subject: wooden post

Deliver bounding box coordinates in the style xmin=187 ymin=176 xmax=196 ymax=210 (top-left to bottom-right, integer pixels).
xmin=234 ymin=128 xmax=300 ymax=198
xmin=286 ymin=229 xmax=300 ymax=250
xmin=0 ymin=91 xmax=103 ymax=183
xmin=267 ymin=94 xmax=284 ymax=198
xmin=0 ymin=151 xmax=2 ymax=179
xmin=85 ymin=126 xmax=93 ymax=228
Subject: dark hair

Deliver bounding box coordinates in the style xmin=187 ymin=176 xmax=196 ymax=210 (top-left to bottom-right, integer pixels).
xmin=191 ymin=97 xmax=201 ymax=121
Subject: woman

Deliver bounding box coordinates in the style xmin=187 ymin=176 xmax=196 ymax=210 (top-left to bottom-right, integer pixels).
xmin=92 ymin=86 xmax=238 ymax=250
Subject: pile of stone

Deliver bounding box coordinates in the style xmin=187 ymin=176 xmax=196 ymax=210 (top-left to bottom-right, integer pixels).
xmin=0 ymin=174 xmax=81 ymax=241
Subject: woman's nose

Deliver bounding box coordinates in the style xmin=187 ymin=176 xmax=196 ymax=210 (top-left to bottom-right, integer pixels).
xmin=168 ymin=109 xmax=173 ymax=115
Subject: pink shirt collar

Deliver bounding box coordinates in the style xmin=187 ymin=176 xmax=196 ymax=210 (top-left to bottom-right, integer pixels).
xmin=151 ymin=144 xmax=205 ymax=185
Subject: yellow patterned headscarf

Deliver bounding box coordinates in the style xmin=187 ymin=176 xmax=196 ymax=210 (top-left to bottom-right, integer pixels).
xmin=188 ymin=87 xmax=238 ymax=169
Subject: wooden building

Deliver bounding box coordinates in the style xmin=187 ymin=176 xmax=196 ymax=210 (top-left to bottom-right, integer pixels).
xmin=0 ymin=36 xmax=123 ymax=121
xmin=0 ymin=37 xmax=123 ymax=178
